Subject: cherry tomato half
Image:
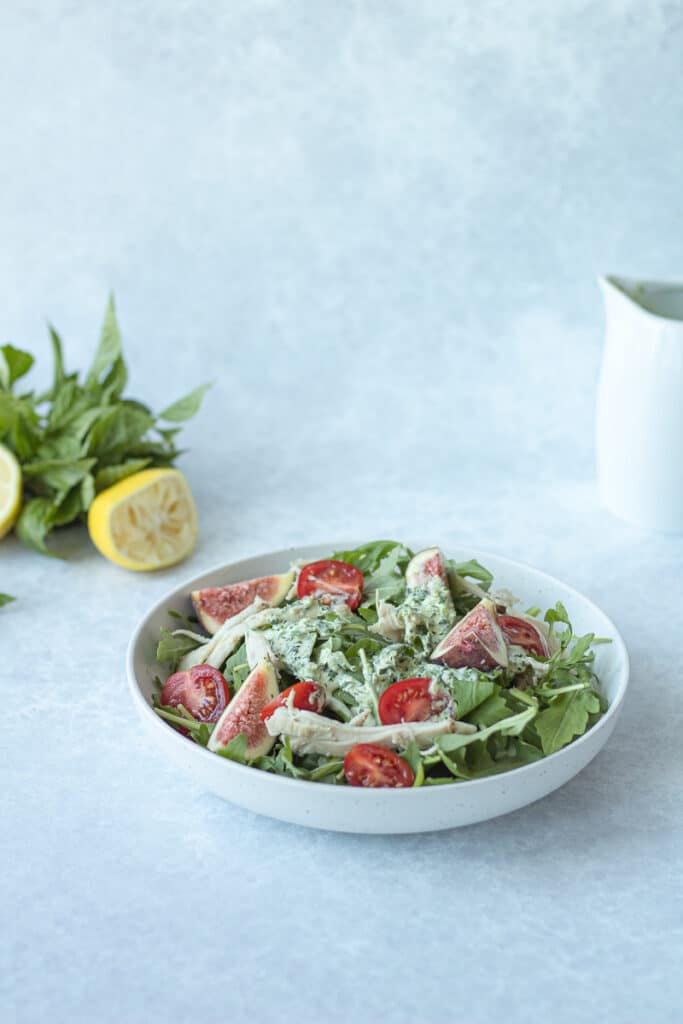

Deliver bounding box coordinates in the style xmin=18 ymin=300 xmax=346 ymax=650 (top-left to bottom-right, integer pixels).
xmin=161 ymin=665 xmax=229 ymax=723
xmin=343 ymin=744 xmax=415 ymax=788
xmin=499 ymin=614 xmax=549 ymax=658
xmin=297 ymin=559 xmax=364 ymax=611
xmin=259 ymin=681 xmax=326 ymax=721
xmin=378 ymin=677 xmax=446 ymax=725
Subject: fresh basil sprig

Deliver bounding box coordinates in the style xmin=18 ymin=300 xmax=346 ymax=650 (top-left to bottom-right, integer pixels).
xmin=0 ymin=295 xmax=209 ymax=555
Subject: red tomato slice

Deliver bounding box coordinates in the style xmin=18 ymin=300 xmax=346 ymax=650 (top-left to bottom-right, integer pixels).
xmin=378 ymin=677 xmax=446 ymax=725
xmin=343 ymin=744 xmax=415 ymax=788
xmin=297 ymin=559 xmax=364 ymax=611
xmin=161 ymin=665 xmax=229 ymax=723
xmin=499 ymin=614 xmax=548 ymax=658
xmin=259 ymin=681 xmax=326 ymax=721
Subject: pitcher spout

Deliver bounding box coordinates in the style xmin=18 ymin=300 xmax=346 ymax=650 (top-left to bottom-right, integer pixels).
xmin=599 ymin=274 xmax=683 ymax=323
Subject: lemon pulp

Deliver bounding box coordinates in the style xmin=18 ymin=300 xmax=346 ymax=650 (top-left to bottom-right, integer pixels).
xmin=87 ymin=468 xmax=198 ymax=571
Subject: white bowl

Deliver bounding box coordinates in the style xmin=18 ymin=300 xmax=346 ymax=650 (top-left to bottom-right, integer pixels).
xmin=126 ymin=543 xmax=629 ymax=833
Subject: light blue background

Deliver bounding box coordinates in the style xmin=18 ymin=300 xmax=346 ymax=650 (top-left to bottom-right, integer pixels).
xmin=2 ymin=4 xmax=682 ymax=1023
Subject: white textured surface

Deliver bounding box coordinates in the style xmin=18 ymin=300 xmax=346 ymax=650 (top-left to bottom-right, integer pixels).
xmin=2 ymin=3 xmax=683 ymax=1023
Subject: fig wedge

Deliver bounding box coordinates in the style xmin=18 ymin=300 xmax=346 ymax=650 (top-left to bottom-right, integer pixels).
xmin=192 ymin=571 xmax=293 ymax=634
xmin=208 ymin=659 xmax=279 ymax=758
xmin=405 ymin=547 xmax=450 ymax=589
xmin=431 ymin=598 xmax=508 ymax=672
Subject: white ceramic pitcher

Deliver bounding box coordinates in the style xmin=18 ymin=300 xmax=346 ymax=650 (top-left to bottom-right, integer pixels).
xmin=597 ymin=275 xmax=683 ymax=531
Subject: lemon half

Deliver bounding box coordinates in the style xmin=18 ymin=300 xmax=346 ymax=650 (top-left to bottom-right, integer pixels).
xmin=0 ymin=443 xmax=22 ymax=538
xmin=88 ymin=468 xmax=198 ymax=571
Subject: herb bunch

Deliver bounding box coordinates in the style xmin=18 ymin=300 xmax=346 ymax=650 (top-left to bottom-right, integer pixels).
xmin=0 ymin=296 xmax=208 ymax=555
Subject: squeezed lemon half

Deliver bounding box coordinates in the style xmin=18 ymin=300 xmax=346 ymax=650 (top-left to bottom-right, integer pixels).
xmin=87 ymin=468 xmax=198 ymax=571
xmin=0 ymin=443 xmax=22 ymax=539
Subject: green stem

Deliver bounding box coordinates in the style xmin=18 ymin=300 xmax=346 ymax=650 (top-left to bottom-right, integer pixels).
xmin=154 ymin=707 xmax=212 ymax=734
xmin=309 ymin=760 xmax=345 ymax=781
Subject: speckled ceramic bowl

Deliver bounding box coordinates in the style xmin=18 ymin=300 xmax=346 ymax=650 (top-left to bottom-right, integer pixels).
xmin=127 ymin=543 xmax=629 ymax=833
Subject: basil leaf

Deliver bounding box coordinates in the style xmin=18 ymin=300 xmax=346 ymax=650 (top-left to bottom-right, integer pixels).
xmin=49 ymin=326 xmax=66 ymax=393
xmin=15 ymin=497 xmax=59 ymax=555
xmin=159 ymin=383 xmax=211 ymax=423
xmin=0 ymin=593 xmax=16 ymax=607
xmin=80 ymin=473 xmax=95 ymax=509
xmin=0 ymin=344 xmax=34 ymax=389
xmin=87 ymin=294 xmax=122 ymax=386
xmin=100 ymin=355 xmax=128 ymax=402
xmin=0 ymin=295 xmax=207 ymax=555
xmin=94 ymin=458 xmax=151 ymax=492
xmin=22 ymin=457 xmax=96 ymax=500
xmin=52 ymin=485 xmax=85 ymax=526
xmin=86 ymin=405 xmax=155 ymax=459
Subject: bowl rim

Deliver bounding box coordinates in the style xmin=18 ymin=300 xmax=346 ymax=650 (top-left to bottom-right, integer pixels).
xmin=126 ymin=541 xmax=630 ymax=799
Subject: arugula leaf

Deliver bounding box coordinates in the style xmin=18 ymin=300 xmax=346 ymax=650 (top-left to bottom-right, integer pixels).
xmin=448 ymin=558 xmax=493 ymax=590
xmin=464 ymin=736 xmax=544 ymax=777
xmin=446 ymin=557 xmax=494 ymax=613
xmin=332 ymin=540 xmax=413 ymax=612
xmin=332 ymin=540 xmax=413 ymax=577
xmin=362 ymin=545 xmax=411 ymax=604
xmin=223 ymin=641 xmax=250 ymax=691
xmin=400 ymin=740 xmax=426 ymax=786
xmin=445 ymin=674 xmax=497 ymax=718
xmin=533 ymin=688 xmax=601 ymax=755
xmin=215 ymin=733 xmax=248 ymax=763
xmin=0 ymin=593 xmax=16 ymax=606
xmin=156 ymin=628 xmax=203 ymax=670
xmin=464 ymin=688 xmax=509 ymax=727
xmin=439 ymin=704 xmax=538 ymax=754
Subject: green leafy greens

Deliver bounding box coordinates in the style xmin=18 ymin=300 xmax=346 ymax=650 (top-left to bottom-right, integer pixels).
xmin=152 ymin=541 xmax=610 ymax=785
xmin=0 ymin=296 xmax=208 ymax=555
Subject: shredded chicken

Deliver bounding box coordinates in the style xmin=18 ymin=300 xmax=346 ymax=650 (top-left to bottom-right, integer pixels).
xmin=491 ymin=587 xmax=519 ymax=610
xmin=369 ymin=599 xmax=405 ymax=643
xmin=264 ymin=706 xmax=476 ymax=757
xmin=245 ymin=628 xmax=277 ymax=670
xmin=178 ymin=599 xmax=272 ymax=671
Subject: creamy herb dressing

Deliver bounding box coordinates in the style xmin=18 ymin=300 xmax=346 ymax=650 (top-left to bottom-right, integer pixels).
xmin=258 ymin=582 xmax=490 ymax=721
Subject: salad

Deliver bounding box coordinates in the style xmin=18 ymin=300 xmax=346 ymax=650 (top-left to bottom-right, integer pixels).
xmin=152 ymin=541 xmax=608 ymax=788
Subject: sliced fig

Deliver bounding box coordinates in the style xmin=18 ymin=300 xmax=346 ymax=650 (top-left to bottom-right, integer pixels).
xmin=192 ymin=571 xmax=293 ymax=634
xmin=499 ymin=614 xmax=549 ymax=658
xmin=405 ymin=547 xmax=450 ymax=589
xmin=208 ymin=659 xmax=279 ymax=758
xmin=431 ymin=598 xmax=509 ymax=672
